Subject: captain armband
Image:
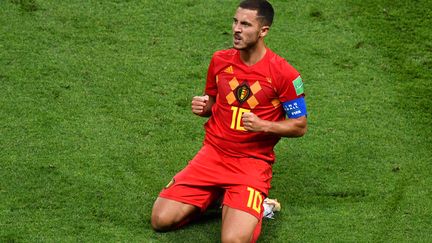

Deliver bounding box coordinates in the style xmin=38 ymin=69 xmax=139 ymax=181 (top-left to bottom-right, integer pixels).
xmin=282 ymin=97 xmax=308 ymax=119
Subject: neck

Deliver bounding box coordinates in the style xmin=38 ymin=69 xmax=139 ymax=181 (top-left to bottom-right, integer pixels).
xmin=239 ymin=41 xmax=267 ymax=66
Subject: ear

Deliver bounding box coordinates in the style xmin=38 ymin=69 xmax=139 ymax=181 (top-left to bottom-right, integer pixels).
xmin=260 ymin=26 xmax=270 ymax=38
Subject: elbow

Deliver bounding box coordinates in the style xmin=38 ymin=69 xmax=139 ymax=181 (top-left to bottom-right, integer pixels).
xmin=291 ymin=125 xmax=307 ymax=137
xmin=281 ymin=125 xmax=307 ymax=138
xmin=293 ymin=116 xmax=308 ymax=137
xmin=292 ymin=120 xmax=307 ymax=137
xmin=297 ymin=125 xmax=308 ymax=137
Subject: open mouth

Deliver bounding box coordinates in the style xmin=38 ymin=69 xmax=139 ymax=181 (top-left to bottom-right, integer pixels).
xmin=234 ymin=34 xmax=242 ymax=44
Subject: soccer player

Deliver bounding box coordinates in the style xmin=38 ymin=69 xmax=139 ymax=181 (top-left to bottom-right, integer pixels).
xmin=151 ymin=0 xmax=307 ymax=242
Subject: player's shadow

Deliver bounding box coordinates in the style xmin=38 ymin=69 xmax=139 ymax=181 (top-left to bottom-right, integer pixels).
xmin=193 ymin=208 xmax=221 ymax=226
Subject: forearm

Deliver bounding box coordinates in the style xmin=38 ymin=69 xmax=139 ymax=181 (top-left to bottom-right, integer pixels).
xmin=261 ymin=116 xmax=307 ymax=137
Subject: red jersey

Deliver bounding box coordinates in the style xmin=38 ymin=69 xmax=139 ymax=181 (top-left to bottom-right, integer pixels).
xmin=204 ymin=48 xmax=303 ymax=163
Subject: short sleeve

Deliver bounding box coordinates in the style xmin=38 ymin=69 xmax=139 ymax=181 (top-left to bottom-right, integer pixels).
xmin=275 ymin=60 xmax=304 ymax=103
xmin=204 ymin=55 xmax=218 ymax=96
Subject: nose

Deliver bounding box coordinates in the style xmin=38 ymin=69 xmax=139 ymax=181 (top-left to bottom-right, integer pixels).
xmin=233 ymin=22 xmax=242 ymax=33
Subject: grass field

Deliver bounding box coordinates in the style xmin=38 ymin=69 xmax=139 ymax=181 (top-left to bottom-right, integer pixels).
xmin=1 ymin=0 xmax=431 ymax=242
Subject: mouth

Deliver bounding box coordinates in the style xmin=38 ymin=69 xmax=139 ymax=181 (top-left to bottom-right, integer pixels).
xmin=233 ymin=34 xmax=242 ymax=44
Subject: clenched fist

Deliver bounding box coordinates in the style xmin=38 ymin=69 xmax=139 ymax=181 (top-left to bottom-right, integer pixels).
xmin=191 ymin=95 xmax=210 ymax=116
xmin=241 ymin=112 xmax=269 ymax=132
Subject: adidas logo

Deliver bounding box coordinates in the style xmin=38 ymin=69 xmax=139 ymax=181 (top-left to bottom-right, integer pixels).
xmin=224 ymin=66 xmax=234 ymax=74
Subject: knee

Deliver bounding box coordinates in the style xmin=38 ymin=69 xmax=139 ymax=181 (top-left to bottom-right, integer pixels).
xmin=151 ymin=211 xmax=174 ymax=232
xmin=151 ymin=197 xmax=198 ymax=232
xmin=221 ymin=232 xmax=252 ymax=243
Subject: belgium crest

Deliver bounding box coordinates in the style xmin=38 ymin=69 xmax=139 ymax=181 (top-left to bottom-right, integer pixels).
xmin=235 ymin=83 xmax=251 ymax=104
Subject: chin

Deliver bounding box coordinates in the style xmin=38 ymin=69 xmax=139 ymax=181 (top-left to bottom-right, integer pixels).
xmin=233 ymin=44 xmax=245 ymax=50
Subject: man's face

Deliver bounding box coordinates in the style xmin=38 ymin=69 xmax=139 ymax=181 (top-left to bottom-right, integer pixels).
xmin=232 ymin=7 xmax=264 ymax=50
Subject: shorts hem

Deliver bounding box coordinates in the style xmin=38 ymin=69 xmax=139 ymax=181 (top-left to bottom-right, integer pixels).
xmin=159 ymin=194 xmax=205 ymax=212
xmin=222 ymin=202 xmax=262 ymax=220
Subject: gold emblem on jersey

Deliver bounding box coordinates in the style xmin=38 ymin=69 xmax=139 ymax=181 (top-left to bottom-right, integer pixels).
xmin=235 ymin=83 xmax=251 ymax=104
xmin=165 ymin=178 xmax=175 ymax=189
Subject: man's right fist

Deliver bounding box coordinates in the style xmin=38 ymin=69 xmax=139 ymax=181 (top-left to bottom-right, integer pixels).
xmin=191 ymin=95 xmax=209 ymax=115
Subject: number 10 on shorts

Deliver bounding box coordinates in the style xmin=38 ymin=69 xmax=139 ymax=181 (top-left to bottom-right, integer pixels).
xmin=247 ymin=187 xmax=263 ymax=213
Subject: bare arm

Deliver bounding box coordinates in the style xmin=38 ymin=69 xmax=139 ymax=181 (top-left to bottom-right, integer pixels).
xmin=241 ymin=112 xmax=307 ymax=137
xmin=191 ymin=95 xmax=216 ymax=117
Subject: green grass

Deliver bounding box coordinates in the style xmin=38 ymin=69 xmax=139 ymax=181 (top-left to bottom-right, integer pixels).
xmin=1 ymin=0 xmax=431 ymax=242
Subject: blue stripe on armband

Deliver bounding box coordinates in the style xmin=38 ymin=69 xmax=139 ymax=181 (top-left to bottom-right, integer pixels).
xmin=282 ymin=97 xmax=308 ymax=119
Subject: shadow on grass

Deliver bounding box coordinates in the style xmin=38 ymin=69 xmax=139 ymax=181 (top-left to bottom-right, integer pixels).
xmin=150 ymin=209 xmax=222 ymax=242
xmin=191 ymin=208 xmax=222 ymax=227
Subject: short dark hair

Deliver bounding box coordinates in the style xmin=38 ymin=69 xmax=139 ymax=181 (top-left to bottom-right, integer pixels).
xmin=238 ymin=0 xmax=274 ymax=26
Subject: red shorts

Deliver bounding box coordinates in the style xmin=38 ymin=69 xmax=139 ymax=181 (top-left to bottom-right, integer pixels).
xmin=159 ymin=144 xmax=272 ymax=219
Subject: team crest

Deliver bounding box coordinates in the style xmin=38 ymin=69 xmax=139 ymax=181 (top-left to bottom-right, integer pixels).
xmin=165 ymin=178 xmax=175 ymax=189
xmin=235 ymin=83 xmax=251 ymax=104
